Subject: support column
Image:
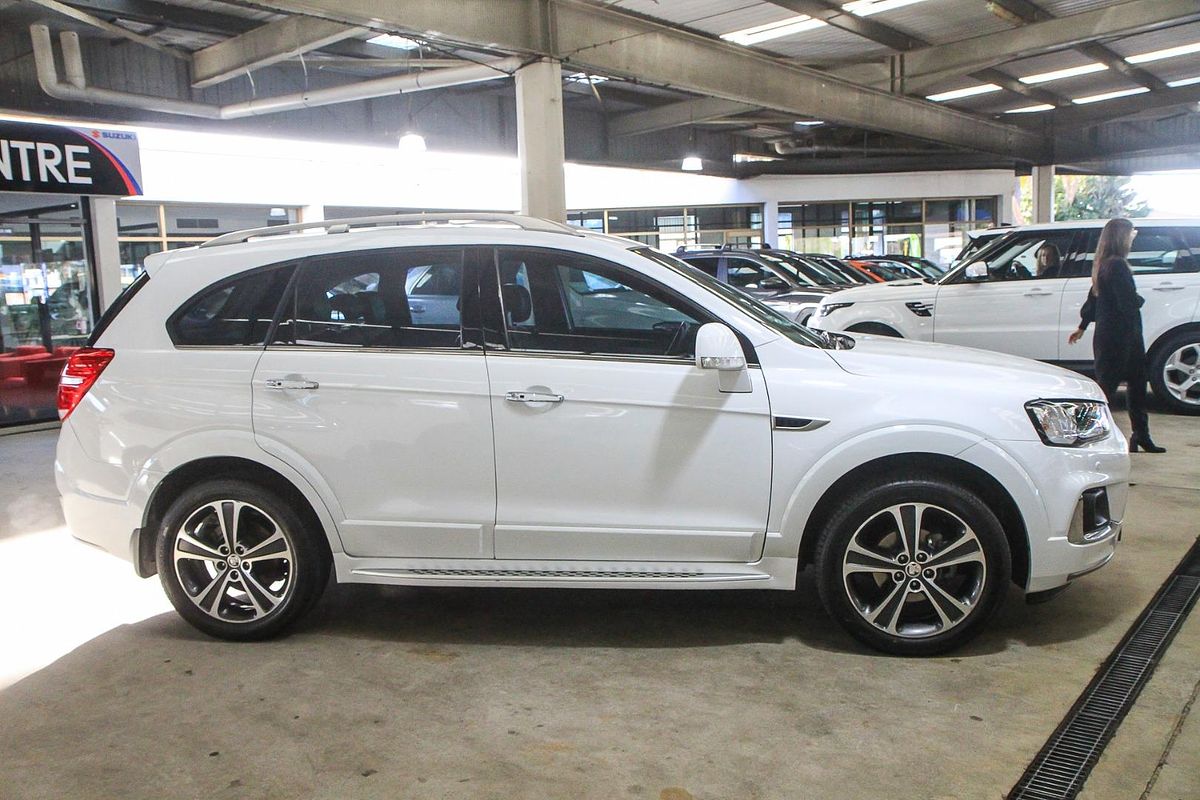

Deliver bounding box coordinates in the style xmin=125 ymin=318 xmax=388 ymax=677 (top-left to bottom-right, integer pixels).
xmin=760 ymin=200 xmax=779 ymax=248
xmin=515 ymin=58 xmax=566 ymax=222
xmin=1032 ymin=164 xmax=1055 ymax=224
xmin=86 ymin=197 xmax=123 ymax=311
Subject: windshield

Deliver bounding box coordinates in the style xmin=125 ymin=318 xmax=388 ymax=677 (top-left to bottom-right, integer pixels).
xmin=758 ymin=251 xmax=844 ymax=286
xmin=634 ymin=248 xmax=829 ymax=349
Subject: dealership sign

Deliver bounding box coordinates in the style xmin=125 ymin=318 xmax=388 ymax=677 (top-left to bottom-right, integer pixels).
xmin=0 ymin=119 xmax=142 ymax=196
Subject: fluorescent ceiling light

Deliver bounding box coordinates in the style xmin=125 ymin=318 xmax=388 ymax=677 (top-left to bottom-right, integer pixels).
xmin=1019 ymin=63 xmax=1107 ymax=84
xmin=733 ymin=153 xmax=782 ymax=163
xmin=681 ymin=156 xmax=703 ymax=172
xmin=1004 ymin=103 xmax=1055 ymax=113
xmin=721 ymin=15 xmax=825 ymax=45
xmin=844 ymin=0 xmax=929 ymax=16
xmin=1126 ymin=41 xmax=1200 ymax=64
xmin=566 ymin=72 xmax=609 ymax=83
xmin=794 ymin=120 xmax=825 ymax=126
xmin=1168 ymin=75 xmax=1200 ymax=88
xmin=398 ymin=131 xmax=426 ymax=154
xmin=368 ymin=34 xmax=420 ymax=50
xmin=926 ymin=83 xmax=1002 ymax=102
xmin=1072 ymin=87 xmax=1151 ymax=105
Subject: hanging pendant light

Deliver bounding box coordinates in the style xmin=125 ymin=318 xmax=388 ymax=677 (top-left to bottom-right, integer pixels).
xmin=681 ymin=155 xmax=703 ymax=171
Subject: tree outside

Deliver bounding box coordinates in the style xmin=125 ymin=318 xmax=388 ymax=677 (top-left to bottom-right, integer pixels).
xmin=1016 ymin=175 xmax=1151 ymax=223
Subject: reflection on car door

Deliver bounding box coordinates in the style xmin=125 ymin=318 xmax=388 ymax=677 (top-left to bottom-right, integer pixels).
xmin=252 ymin=247 xmax=497 ymax=559
xmin=483 ymin=246 xmax=773 ymax=563
xmin=934 ymin=230 xmax=1076 ymax=360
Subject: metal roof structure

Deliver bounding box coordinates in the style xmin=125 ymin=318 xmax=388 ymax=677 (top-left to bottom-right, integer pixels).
xmin=0 ymin=0 xmax=1198 ymax=175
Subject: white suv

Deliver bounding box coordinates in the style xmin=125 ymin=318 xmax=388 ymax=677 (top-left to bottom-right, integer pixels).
xmin=810 ymin=220 xmax=1200 ymax=414
xmin=56 ymin=214 xmax=1130 ymax=655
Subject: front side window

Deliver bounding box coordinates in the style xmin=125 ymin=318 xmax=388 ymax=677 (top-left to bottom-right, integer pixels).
xmin=495 ymin=248 xmax=708 ymax=359
xmin=957 ymin=231 xmax=1078 ymax=282
xmin=724 ymin=257 xmax=790 ymax=291
xmin=169 ymin=264 xmax=294 ymax=346
xmin=277 ymin=248 xmax=464 ymax=349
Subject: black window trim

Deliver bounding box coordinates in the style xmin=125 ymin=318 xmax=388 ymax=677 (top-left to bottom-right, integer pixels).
xmin=166 ymin=260 xmax=297 ymax=349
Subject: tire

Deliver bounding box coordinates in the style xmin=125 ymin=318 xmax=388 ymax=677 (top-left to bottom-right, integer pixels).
xmin=155 ymin=479 xmax=330 ymax=641
xmin=1149 ymin=331 xmax=1200 ymax=415
xmin=846 ymin=322 xmax=902 ymax=338
xmin=815 ymin=477 xmax=1011 ymax=656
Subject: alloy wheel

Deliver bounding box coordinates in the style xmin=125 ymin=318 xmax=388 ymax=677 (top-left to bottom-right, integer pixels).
xmin=841 ymin=502 xmax=987 ymax=639
xmin=173 ymin=500 xmax=295 ymax=623
xmin=1162 ymin=342 xmax=1200 ymax=406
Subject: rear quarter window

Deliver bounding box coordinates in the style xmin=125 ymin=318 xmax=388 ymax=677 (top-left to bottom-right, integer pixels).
xmin=168 ymin=264 xmax=295 ymax=347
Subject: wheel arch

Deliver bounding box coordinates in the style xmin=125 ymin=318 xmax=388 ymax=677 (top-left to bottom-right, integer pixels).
xmin=137 ymin=456 xmax=336 ymax=578
xmin=795 ymin=453 xmax=1030 ymax=589
xmin=1148 ymin=321 xmax=1200 ymax=362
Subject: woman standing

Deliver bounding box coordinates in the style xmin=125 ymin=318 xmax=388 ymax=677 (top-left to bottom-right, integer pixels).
xmin=1068 ymin=218 xmax=1165 ymax=453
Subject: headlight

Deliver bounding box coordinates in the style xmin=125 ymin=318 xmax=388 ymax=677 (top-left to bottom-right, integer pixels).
xmin=817 ymin=302 xmax=854 ymax=317
xmin=1025 ymin=400 xmax=1112 ymax=447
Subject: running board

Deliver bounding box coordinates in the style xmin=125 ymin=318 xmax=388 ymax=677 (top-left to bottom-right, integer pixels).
xmin=351 ymin=566 xmax=769 ymax=582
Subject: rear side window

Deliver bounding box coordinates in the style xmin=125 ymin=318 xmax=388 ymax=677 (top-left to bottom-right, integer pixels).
xmin=169 ymin=264 xmax=294 ymax=347
xmin=1073 ymin=227 xmax=1198 ymax=276
xmin=276 ymin=247 xmax=464 ymax=349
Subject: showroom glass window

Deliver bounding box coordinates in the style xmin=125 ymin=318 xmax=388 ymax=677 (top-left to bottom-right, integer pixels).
xmin=0 ymin=194 xmax=95 ymax=426
xmin=275 ymin=248 xmax=464 ymax=349
xmin=494 ymin=248 xmax=708 ymax=359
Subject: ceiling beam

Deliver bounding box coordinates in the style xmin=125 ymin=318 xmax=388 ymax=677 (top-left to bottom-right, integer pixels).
xmin=833 ymin=0 xmax=1199 ymax=93
xmin=735 ymin=152 xmax=1015 ymax=176
xmin=23 ymin=0 xmax=188 ymax=58
xmin=610 ymin=97 xmax=757 ymax=137
xmin=192 ymin=16 xmax=368 ymax=87
xmin=235 ymin=0 xmax=1045 ymax=159
xmin=1038 ymin=81 xmax=1200 ymax=127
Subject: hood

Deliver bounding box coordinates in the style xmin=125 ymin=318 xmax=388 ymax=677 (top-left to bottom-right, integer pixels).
xmin=773 ymin=286 xmax=838 ymax=302
xmin=818 ymin=279 xmax=931 ymax=304
xmin=825 ymin=334 xmax=1104 ymax=401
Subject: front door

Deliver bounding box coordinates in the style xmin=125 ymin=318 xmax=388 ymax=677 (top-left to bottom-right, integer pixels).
xmin=933 ymin=228 xmax=1078 ymax=360
xmin=483 ymin=246 xmax=773 ymax=563
xmin=252 ymin=246 xmax=496 ymax=559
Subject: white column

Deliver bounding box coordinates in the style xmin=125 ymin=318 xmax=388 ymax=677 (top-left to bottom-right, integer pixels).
xmin=86 ymin=197 xmax=123 ymax=311
xmin=515 ymin=58 xmax=567 ymax=222
xmin=1032 ymin=164 xmax=1055 ymax=224
xmin=760 ymin=200 xmax=779 ymax=247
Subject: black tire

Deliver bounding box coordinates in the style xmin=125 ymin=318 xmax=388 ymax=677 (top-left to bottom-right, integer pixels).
xmin=155 ymin=479 xmax=330 ymax=641
xmin=1149 ymin=330 xmax=1200 ymax=415
xmin=815 ymin=477 xmax=1011 ymax=656
xmin=846 ymin=322 xmax=902 ymax=338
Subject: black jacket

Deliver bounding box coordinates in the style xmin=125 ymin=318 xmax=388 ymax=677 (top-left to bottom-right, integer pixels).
xmin=1079 ymin=256 xmax=1145 ymax=360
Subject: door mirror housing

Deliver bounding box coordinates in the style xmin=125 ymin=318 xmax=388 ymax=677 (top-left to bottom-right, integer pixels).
xmin=963 ymin=261 xmax=988 ymax=282
xmin=696 ymin=322 xmax=752 ymax=393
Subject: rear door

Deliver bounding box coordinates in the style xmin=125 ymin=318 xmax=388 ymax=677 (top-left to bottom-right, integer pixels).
xmin=933 ymin=229 xmax=1077 ymax=360
xmin=252 ymin=246 xmax=496 ymax=559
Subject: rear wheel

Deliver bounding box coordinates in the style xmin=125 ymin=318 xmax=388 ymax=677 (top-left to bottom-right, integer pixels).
xmin=815 ymin=478 xmax=1010 ymax=656
xmin=156 ymin=479 xmax=329 ymax=640
xmin=1149 ymin=331 xmax=1200 ymax=415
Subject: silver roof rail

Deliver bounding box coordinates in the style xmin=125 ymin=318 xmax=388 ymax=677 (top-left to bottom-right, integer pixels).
xmin=199 ymin=212 xmax=583 ymax=249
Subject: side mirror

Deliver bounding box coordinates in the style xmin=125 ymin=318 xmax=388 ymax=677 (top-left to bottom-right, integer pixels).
xmin=695 ymin=322 xmax=751 ymax=393
xmin=963 ymin=262 xmax=988 ymax=282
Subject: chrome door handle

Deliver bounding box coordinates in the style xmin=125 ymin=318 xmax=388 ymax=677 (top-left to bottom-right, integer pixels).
xmin=505 ymin=390 xmax=564 ymax=404
xmin=1023 ymin=290 xmax=1053 ymax=296
xmin=1153 ymin=285 xmax=1184 ymax=291
xmin=265 ymin=378 xmax=319 ymax=390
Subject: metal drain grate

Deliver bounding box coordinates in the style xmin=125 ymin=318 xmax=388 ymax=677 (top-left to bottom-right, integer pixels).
xmin=1009 ymin=539 xmax=1200 ymax=800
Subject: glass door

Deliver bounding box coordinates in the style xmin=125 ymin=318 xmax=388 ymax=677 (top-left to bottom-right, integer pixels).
xmin=0 ymin=193 xmax=94 ymax=425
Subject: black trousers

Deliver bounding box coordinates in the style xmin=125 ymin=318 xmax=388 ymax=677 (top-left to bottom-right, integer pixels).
xmin=1093 ymin=344 xmax=1149 ymax=438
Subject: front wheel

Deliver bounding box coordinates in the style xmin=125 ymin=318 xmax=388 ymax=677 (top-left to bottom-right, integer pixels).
xmin=1149 ymin=331 xmax=1200 ymax=415
xmin=815 ymin=478 xmax=1011 ymax=656
xmin=155 ymin=479 xmax=330 ymax=641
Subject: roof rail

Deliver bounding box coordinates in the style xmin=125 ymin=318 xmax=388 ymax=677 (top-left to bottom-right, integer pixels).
xmin=199 ymin=212 xmax=583 ymax=249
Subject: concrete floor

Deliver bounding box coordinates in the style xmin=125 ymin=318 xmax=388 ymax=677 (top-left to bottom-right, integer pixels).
xmin=1 ymin=407 xmax=1197 ymax=800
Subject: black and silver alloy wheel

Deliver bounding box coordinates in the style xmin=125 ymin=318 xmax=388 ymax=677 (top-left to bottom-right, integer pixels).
xmin=157 ymin=479 xmax=329 ymax=640
xmin=816 ymin=478 xmax=1010 ymax=656
xmin=842 ymin=503 xmax=986 ymax=639
xmin=173 ymin=500 xmax=294 ymax=624
xmin=1161 ymin=342 xmax=1200 ymax=409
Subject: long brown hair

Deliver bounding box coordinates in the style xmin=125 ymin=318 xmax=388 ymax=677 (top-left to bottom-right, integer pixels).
xmin=1092 ymin=217 xmax=1134 ymax=292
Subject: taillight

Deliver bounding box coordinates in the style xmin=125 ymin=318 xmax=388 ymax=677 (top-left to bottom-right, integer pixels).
xmin=58 ymin=348 xmax=115 ymax=420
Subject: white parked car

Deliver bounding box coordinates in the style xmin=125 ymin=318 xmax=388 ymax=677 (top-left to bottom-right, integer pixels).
xmin=56 ymin=214 xmax=1129 ymax=655
xmin=810 ymin=220 xmax=1200 ymax=414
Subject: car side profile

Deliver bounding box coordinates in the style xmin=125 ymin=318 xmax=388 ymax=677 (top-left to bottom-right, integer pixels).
xmin=57 ymin=214 xmax=1129 ymax=655
xmin=809 ymin=220 xmax=1200 ymax=414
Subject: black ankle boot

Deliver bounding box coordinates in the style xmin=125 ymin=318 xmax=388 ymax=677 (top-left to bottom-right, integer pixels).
xmin=1130 ymin=433 xmax=1166 ymax=453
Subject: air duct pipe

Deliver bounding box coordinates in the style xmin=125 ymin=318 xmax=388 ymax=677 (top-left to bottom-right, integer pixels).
xmin=770 ymin=139 xmax=944 ymax=157
xmin=31 ymin=24 xmax=522 ymax=120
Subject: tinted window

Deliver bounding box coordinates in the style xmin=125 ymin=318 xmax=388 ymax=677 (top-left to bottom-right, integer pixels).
xmin=278 ymin=248 xmax=463 ymax=348
xmin=725 ymin=257 xmax=789 ymax=290
xmin=170 ymin=265 xmax=294 ymax=346
xmin=496 ymin=248 xmax=708 ymax=358
xmin=1069 ymin=227 xmax=1197 ymax=277
xmin=684 ymin=256 xmax=720 ymax=277
xmin=965 ymin=231 xmax=1077 ymax=281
